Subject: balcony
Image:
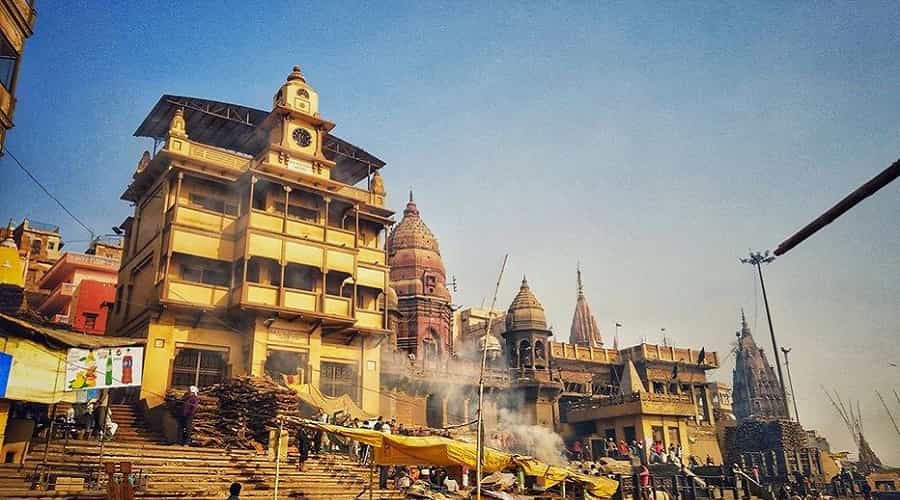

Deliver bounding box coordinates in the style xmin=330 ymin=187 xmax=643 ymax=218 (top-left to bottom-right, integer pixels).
xmin=164 ymin=280 xmax=229 ymax=308
xmin=550 ymin=342 xmax=619 ymax=363
xmin=237 ymin=284 xmax=358 ymax=321
xmin=620 ymin=344 xmax=719 ymax=369
xmin=357 ymin=246 xmax=386 ymax=267
xmin=171 ymin=205 xmax=237 ymax=236
xmin=566 ymin=392 xmax=697 ymax=423
xmin=326 ymin=227 xmax=355 ymax=247
xmin=356 ymin=309 xmax=383 ymax=330
xmin=37 ymin=282 xmax=76 ymax=315
xmin=166 ymin=137 xmax=250 ymax=175
xmin=324 ymin=295 xmax=351 ymax=316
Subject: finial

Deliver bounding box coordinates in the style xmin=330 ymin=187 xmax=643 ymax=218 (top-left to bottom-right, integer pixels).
xmin=409 ymin=189 xmax=414 ymax=203
xmin=741 ymin=308 xmax=747 ymax=327
xmin=576 ymin=262 xmax=584 ymax=296
xmin=287 ymin=65 xmax=306 ymax=83
xmin=521 ymin=274 xmax=528 ymax=286
xmin=168 ymin=107 xmax=188 ymax=139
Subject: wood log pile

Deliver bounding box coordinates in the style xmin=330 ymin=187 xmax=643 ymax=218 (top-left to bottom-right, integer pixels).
xmin=165 ymin=376 xmax=301 ymax=449
xmin=725 ymin=418 xmax=808 ymax=463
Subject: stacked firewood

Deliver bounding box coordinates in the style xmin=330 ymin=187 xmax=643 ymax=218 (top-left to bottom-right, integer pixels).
xmin=164 ymin=376 xmax=301 ymax=449
xmin=727 ymin=418 xmax=808 ymax=455
xmin=226 ymin=376 xmax=301 ymax=445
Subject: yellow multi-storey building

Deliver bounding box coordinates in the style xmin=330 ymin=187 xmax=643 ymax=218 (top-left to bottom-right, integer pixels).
xmin=0 ymin=0 xmax=35 ymax=151
xmin=108 ymin=67 xmax=394 ymax=412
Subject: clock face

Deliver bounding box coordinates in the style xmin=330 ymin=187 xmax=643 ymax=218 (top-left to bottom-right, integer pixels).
xmin=292 ymin=128 xmax=312 ymax=148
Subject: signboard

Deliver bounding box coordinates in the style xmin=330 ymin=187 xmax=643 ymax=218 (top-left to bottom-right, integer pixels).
xmin=65 ymin=346 xmax=143 ymax=391
xmin=0 ymin=352 xmax=12 ymax=398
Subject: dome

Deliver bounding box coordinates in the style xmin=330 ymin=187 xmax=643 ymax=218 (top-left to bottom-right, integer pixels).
xmin=386 ymin=192 xmax=451 ymax=301
xmin=479 ymin=334 xmax=502 ymax=356
xmin=505 ymin=277 xmax=548 ymax=332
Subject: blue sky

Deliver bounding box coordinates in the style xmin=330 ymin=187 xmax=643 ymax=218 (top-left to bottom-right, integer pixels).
xmin=2 ymin=2 xmax=899 ymax=462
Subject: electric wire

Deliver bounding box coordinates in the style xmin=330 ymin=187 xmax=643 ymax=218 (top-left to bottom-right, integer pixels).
xmin=4 ymin=149 xmax=96 ymax=238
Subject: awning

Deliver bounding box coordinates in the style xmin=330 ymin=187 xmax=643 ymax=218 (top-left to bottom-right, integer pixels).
xmin=304 ymin=423 xmax=619 ymax=498
xmin=288 ymin=383 xmax=371 ymax=420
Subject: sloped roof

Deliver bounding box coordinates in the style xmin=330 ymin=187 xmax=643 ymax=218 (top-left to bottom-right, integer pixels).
xmin=0 ymin=312 xmax=145 ymax=350
xmin=134 ymin=95 xmax=385 ymax=185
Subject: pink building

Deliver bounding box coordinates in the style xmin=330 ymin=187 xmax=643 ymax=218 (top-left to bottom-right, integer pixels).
xmin=37 ymin=248 xmax=120 ymax=335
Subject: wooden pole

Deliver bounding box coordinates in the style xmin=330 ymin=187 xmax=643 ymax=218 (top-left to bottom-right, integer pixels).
xmin=476 ymin=254 xmax=509 ymax=500
xmin=369 ymin=461 xmax=374 ymax=500
xmin=274 ymin=416 xmax=284 ymax=500
xmin=876 ymin=390 xmax=900 ymax=444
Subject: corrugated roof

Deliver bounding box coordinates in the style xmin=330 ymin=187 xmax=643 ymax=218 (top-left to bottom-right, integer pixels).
xmin=134 ymin=95 xmax=385 ymax=185
xmin=0 ymin=313 xmax=145 ymax=349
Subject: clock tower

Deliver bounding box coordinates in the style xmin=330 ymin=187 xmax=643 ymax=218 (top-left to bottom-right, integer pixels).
xmin=255 ymin=66 xmax=337 ymax=181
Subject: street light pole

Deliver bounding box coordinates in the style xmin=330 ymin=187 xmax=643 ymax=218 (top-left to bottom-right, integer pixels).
xmin=781 ymin=347 xmax=800 ymax=424
xmin=740 ymin=250 xmax=790 ymax=419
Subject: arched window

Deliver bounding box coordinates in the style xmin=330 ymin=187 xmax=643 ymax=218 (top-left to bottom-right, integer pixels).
xmin=297 ymin=88 xmax=310 ymax=99
xmin=518 ymin=339 xmax=532 ymax=368
xmin=423 ymin=330 xmax=441 ymax=371
xmin=534 ymin=340 xmax=545 ymax=362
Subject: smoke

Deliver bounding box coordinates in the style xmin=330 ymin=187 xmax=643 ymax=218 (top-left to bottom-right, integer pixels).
xmin=488 ymin=407 xmax=567 ymax=466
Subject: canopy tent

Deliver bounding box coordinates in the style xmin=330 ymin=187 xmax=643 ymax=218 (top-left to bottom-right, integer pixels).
xmin=288 ymin=383 xmax=371 ymax=420
xmin=305 ymin=423 xmax=618 ymax=498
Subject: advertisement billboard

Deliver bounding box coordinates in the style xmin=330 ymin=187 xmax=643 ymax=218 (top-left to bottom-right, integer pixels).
xmin=65 ymin=346 xmax=143 ymax=391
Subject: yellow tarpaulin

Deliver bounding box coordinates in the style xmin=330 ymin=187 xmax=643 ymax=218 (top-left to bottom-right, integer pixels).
xmin=288 ymin=383 xmax=372 ymax=420
xmin=518 ymin=458 xmax=619 ymax=499
xmin=309 ymin=423 xmax=513 ymax=472
xmin=307 ymin=423 xmax=619 ymax=498
xmin=4 ymin=337 xmax=74 ymax=404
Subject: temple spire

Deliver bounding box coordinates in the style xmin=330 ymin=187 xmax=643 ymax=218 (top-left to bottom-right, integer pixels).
xmin=576 ymin=262 xmax=584 ymax=297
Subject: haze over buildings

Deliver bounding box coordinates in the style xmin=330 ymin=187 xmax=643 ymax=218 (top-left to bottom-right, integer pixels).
xmin=0 ymin=2 xmax=898 ymax=463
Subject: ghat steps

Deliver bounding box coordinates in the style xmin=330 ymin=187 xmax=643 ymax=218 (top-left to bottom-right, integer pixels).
xmin=0 ymin=404 xmax=403 ymax=499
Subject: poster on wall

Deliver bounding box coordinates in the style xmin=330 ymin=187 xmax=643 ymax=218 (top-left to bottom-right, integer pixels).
xmin=65 ymin=346 xmax=143 ymax=391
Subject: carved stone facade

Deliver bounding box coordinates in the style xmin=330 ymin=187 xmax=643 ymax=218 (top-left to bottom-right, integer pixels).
xmin=731 ymin=311 xmax=788 ymax=421
xmin=386 ymin=193 xmax=453 ymax=369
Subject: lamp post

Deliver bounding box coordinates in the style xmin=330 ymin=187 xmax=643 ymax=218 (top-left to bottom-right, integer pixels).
xmin=781 ymin=347 xmax=800 ymax=424
xmin=740 ymin=250 xmax=790 ymax=418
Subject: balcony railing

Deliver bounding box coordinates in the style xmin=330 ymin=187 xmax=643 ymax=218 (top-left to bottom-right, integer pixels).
xmin=357 ymin=246 xmax=386 ymax=266
xmin=566 ymin=391 xmax=697 ymax=422
xmin=164 ymin=280 xmax=229 ymax=308
xmin=356 ymin=309 xmax=383 ymax=330
xmin=620 ymin=343 xmax=719 ymax=369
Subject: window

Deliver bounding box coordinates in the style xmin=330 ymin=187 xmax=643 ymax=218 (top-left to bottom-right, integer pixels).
xmin=274 ymin=201 xmax=319 ymax=222
xmin=172 ymin=348 xmax=227 ymax=388
xmin=47 ymin=241 xmax=55 ymax=251
xmin=265 ymin=350 xmax=309 ymax=385
xmin=284 ymin=263 xmax=317 ymax=291
xmin=320 ymin=361 xmax=358 ymax=403
xmin=179 ymin=256 xmax=229 ymax=287
xmin=30 ymin=239 xmax=41 ymax=254
xmin=189 ymin=192 xmax=238 ymax=216
xmin=0 ymin=34 xmax=18 ymax=91
xmin=297 ymin=88 xmax=309 ymax=99
xmin=83 ymin=313 xmax=98 ymax=330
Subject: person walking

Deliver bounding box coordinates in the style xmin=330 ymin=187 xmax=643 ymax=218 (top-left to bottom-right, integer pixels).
xmin=297 ymin=428 xmax=311 ymax=472
xmin=226 ymin=482 xmax=242 ymax=499
xmin=178 ymin=386 xmax=199 ymax=445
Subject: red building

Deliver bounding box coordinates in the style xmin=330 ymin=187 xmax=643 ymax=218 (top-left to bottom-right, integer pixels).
xmin=36 ymin=244 xmax=120 ymax=335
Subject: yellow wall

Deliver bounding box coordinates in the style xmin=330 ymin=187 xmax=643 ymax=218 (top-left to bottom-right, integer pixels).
xmin=140 ymin=314 xmax=381 ymax=415
xmin=1 ymin=337 xmax=74 ymax=405
xmin=140 ymin=314 xmax=247 ymax=407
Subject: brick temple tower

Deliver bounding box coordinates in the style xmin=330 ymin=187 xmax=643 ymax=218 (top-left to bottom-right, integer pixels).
xmin=386 ymin=192 xmax=453 ymax=369
xmin=569 ymin=265 xmax=603 ymax=347
xmin=731 ymin=310 xmax=788 ymax=421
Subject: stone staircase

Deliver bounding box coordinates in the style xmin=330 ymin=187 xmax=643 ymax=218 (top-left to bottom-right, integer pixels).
xmin=0 ymin=403 xmax=405 ymax=499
